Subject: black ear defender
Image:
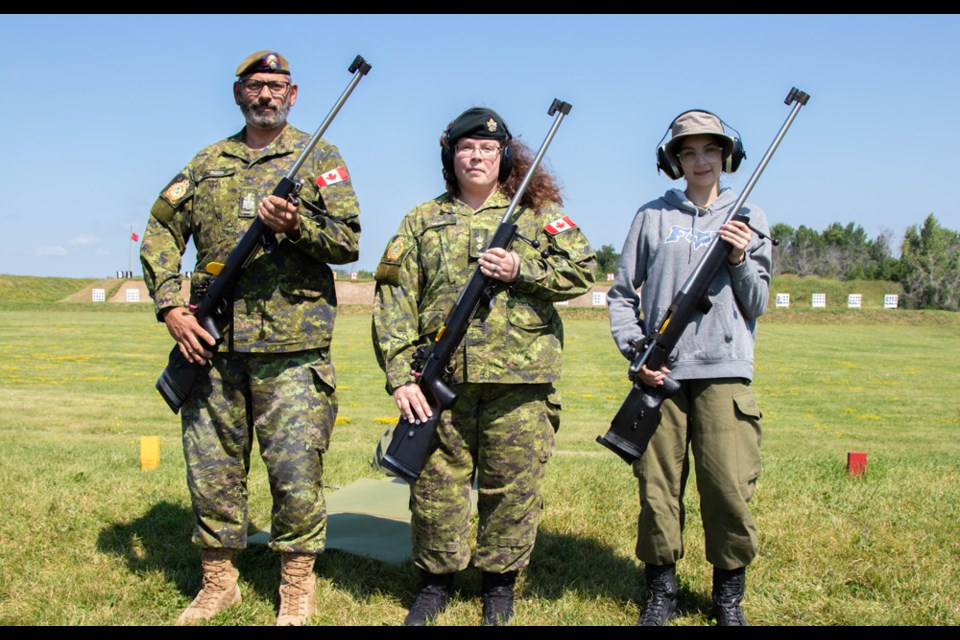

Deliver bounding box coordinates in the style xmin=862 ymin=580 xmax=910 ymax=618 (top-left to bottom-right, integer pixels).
xmin=655 ymin=109 xmax=745 ymax=180
xmin=441 ymin=131 xmax=515 ymax=183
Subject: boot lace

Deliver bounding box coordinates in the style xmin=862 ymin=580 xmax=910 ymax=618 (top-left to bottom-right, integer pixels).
xmin=279 ymin=555 xmax=314 ymax=617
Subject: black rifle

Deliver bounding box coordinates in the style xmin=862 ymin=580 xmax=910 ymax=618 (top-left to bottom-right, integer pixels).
xmin=596 ymin=87 xmax=809 ymax=463
xmin=378 ymin=99 xmax=573 ymax=482
xmin=155 ymin=55 xmax=372 ymax=414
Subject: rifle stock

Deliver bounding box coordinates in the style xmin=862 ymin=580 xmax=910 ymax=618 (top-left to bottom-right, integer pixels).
xmin=597 ymin=87 xmax=810 ymax=463
xmin=378 ymin=99 xmax=573 ymax=482
xmin=155 ymin=55 xmax=372 ymax=414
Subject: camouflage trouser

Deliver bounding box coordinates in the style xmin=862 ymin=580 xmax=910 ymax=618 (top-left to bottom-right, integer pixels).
xmin=632 ymin=378 xmax=762 ymax=570
xmin=411 ymin=382 xmax=559 ymax=575
xmin=181 ymin=348 xmax=337 ymax=553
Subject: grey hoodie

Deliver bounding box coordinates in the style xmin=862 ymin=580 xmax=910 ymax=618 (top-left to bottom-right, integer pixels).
xmin=607 ymin=187 xmax=771 ymax=382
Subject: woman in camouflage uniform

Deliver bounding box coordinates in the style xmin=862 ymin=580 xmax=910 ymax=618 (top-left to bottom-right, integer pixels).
xmin=372 ymin=107 xmax=596 ymax=626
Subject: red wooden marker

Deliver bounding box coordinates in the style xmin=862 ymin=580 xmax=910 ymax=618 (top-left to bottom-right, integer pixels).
xmin=847 ymin=451 xmax=867 ymax=476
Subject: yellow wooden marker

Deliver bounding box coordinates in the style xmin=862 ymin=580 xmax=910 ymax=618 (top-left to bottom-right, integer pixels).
xmin=140 ymin=436 xmax=160 ymax=471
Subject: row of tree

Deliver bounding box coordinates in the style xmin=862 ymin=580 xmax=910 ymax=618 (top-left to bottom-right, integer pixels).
xmin=594 ymin=214 xmax=958 ymax=311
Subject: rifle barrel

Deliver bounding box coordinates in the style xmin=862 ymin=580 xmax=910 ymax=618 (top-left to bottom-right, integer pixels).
xmin=286 ymin=55 xmax=372 ymax=180
xmin=496 ymin=100 xmax=572 ymax=227
xmin=680 ymin=90 xmax=809 ymax=294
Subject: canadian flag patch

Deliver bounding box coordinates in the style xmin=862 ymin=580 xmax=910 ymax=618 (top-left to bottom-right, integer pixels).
xmin=544 ymin=215 xmax=578 ymax=235
xmin=316 ymin=166 xmax=349 ymax=187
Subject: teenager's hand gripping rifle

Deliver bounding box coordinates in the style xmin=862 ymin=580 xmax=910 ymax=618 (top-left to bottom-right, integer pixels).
xmin=378 ymin=99 xmax=573 ymax=482
xmin=596 ymin=87 xmax=810 ymax=463
xmin=155 ymin=55 xmax=372 ymax=414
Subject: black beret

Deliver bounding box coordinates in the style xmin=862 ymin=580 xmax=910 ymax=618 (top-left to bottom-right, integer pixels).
xmin=446 ymin=107 xmax=511 ymax=144
xmin=235 ymin=50 xmax=290 ymax=77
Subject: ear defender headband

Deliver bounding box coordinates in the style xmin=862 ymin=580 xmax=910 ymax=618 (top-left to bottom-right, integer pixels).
xmin=441 ymin=108 xmax=515 ymax=183
xmin=655 ymin=109 xmax=745 ymax=180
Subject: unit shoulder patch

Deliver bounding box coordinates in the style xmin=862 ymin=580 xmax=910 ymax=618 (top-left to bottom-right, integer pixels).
xmin=384 ymin=235 xmax=406 ymax=262
xmin=159 ymin=173 xmax=193 ymax=208
xmin=375 ymin=234 xmax=413 ymax=286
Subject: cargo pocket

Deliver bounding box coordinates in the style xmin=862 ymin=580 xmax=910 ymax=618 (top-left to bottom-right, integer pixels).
xmin=534 ymin=387 xmax=560 ymax=464
xmin=306 ymin=355 xmax=338 ymax=453
xmin=505 ymin=297 xmax=558 ymax=372
xmin=280 ymin=284 xmax=324 ymax=302
xmin=733 ymin=389 xmax=762 ymax=485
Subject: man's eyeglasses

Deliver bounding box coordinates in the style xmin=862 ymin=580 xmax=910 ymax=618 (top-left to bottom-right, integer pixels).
xmin=677 ymin=146 xmax=723 ymax=165
xmin=240 ymin=79 xmax=292 ymax=97
xmin=455 ymin=143 xmax=501 ymax=159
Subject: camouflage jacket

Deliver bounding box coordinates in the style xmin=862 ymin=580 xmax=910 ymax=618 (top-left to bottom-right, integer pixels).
xmin=372 ymin=191 xmax=596 ymax=391
xmin=140 ymin=125 xmax=361 ymax=353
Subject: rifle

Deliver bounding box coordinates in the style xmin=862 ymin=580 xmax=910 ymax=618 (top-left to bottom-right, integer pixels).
xmin=377 ymin=98 xmax=573 ymax=482
xmin=596 ymin=87 xmax=810 ymax=463
xmin=155 ymin=54 xmax=372 ymax=414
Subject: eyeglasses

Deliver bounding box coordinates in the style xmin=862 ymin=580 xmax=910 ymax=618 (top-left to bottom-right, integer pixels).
xmin=240 ymin=79 xmax=292 ymax=97
xmin=677 ymin=145 xmax=723 ymax=165
xmin=454 ymin=143 xmax=501 ymax=159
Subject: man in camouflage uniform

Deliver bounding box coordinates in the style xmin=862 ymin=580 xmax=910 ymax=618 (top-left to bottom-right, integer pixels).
xmin=140 ymin=50 xmax=361 ymax=626
xmin=371 ymin=107 xmax=596 ymax=626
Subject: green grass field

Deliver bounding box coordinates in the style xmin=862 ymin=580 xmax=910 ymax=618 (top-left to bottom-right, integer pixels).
xmin=0 ymin=290 xmax=957 ymax=625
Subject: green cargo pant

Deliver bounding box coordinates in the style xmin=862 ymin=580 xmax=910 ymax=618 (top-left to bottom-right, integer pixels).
xmin=411 ymin=382 xmax=559 ymax=575
xmin=181 ymin=348 xmax=337 ymax=553
xmin=632 ymin=378 xmax=762 ymax=570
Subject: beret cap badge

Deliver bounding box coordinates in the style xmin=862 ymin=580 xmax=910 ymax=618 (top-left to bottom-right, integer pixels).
xmin=485 ymin=118 xmax=498 ymax=133
xmin=235 ymin=50 xmax=291 ymax=77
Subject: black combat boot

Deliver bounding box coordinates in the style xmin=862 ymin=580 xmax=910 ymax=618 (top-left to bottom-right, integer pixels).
xmin=638 ymin=563 xmax=677 ymax=626
xmin=481 ymin=571 xmax=517 ymax=626
xmin=404 ymin=570 xmax=455 ymax=626
xmin=712 ymin=566 xmax=748 ymax=626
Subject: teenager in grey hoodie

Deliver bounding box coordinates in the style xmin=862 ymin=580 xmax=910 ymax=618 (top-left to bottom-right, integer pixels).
xmin=607 ymin=110 xmax=771 ymax=626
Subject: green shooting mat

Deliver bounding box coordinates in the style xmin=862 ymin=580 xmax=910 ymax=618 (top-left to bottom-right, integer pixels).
xmin=249 ymin=476 xmax=477 ymax=565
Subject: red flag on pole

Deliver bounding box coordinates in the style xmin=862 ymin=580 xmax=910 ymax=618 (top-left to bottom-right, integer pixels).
xmin=131 ymin=232 xmax=139 ymax=242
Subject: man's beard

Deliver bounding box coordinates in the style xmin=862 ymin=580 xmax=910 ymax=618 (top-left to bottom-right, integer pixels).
xmin=240 ymin=99 xmax=291 ymax=129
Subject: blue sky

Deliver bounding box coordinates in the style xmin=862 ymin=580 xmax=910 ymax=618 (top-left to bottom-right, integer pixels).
xmin=1 ymin=14 xmax=958 ymax=278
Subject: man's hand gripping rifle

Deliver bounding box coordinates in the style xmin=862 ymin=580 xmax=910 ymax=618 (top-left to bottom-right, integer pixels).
xmin=377 ymin=99 xmax=573 ymax=482
xmin=596 ymin=87 xmax=809 ymax=463
xmin=155 ymin=55 xmax=372 ymax=414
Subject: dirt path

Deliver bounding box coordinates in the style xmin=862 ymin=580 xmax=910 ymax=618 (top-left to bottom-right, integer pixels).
xmin=63 ymin=278 xmax=606 ymax=307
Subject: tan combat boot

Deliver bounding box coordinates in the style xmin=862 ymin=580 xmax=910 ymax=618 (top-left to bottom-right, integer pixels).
xmin=276 ymin=553 xmax=317 ymax=626
xmin=176 ymin=548 xmax=241 ymax=625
